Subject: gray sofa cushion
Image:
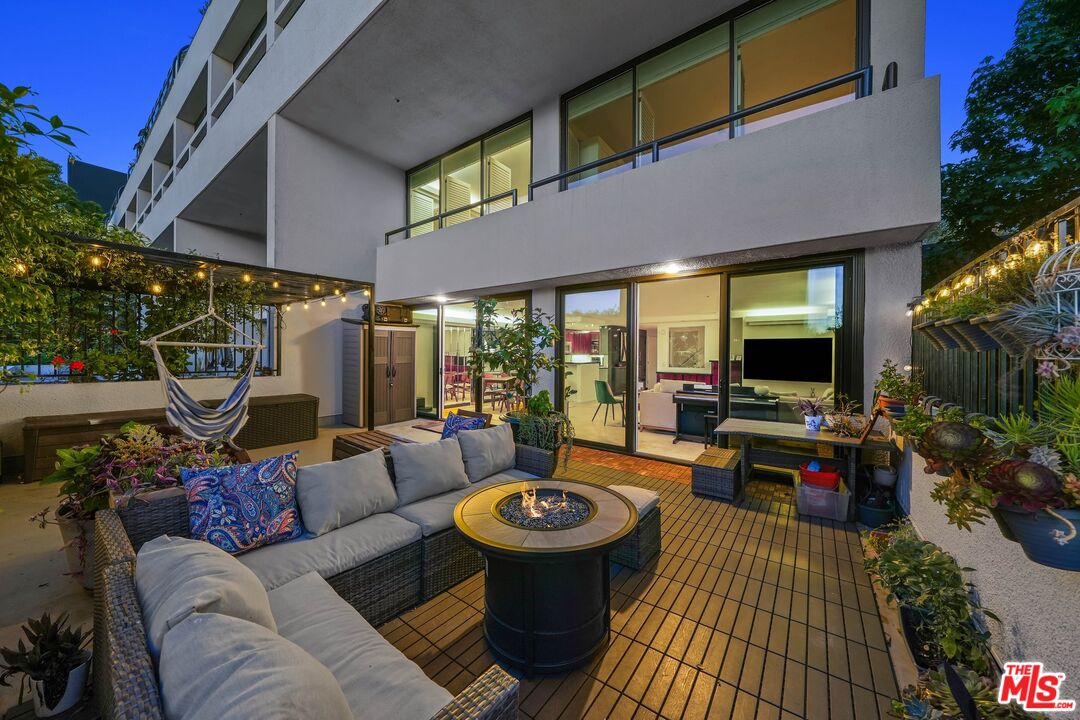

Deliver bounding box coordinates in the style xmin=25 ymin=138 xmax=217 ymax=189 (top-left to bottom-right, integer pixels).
xmin=159 ymin=612 xmax=352 ymax=720
xmin=297 ymin=449 xmax=397 ymax=535
xmin=238 ymin=512 xmax=422 ymax=590
xmin=457 ymin=423 xmax=516 ymax=483
xmin=389 ymin=438 xmax=470 ymax=506
xmin=393 ymin=468 xmax=536 ymax=536
xmin=135 ymin=535 xmax=276 ymax=662
xmin=269 ymin=572 xmax=452 ymax=720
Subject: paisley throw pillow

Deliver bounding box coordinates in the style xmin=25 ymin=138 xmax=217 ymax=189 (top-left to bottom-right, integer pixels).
xmin=181 ymin=452 xmax=304 ymax=554
xmin=440 ymin=413 xmax=486 ymax=439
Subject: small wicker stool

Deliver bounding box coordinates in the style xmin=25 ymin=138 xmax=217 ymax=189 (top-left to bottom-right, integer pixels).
xmin=609 ymin=485 xmax=661 ymax=569
xmin=692 ymin=447 xmax=742 ymax=500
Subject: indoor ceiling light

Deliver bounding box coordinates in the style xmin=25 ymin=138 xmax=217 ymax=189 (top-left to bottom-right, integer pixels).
xmin=741 ymin=305 xmax=827 ymax=318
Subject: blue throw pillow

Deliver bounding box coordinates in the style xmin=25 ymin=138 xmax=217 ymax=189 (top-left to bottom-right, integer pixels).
xmin=441 ymin=413 xmax=486 ymax=439
xmin=181 ymin=452 xmax=304 ymax=555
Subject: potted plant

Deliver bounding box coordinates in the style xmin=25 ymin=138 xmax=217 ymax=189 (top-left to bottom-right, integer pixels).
xmin=469 ymin=300 xmax=575 ymax=469
xmin=793 ymin=392 xmax=826 ymax=430
xmin=874 ymin=359 xmax=922 ymax=418
xmin=823 ymin=394 xmax=864 ymax=438
xmin=857 ymin=487 xmax=895 ymax=529
xmin=918 ymin=374 xmax=1080 ymax=570
xmin=864 ymin=523 xmax=996 ymax=674
xmin=33 ymin=423 xmax=235 ymax=586
xmin=0 ymin=613 xmax=91 ymax=717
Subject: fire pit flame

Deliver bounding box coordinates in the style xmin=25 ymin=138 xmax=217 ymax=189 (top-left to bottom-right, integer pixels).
xmin=520 ymin=484 xmax=569 ymax=518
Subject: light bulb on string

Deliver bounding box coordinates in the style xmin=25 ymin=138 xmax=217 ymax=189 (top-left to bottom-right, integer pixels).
xmin=13 ymin=261 xmax=28 ymax=275
xmin=284 ymin=303 xmax=292 ymax=312
xmin=89 ymin=255 xmax=103 ymax=268
xmin=272 ymin=280 xmax=280 ymax=288
xmin=320 ymin=298 xmax=327 ymax=307
xmin=313 ymin=282 xmax=322 ymax=292
xmin=340 ymin=294 xmax=347 ymax=303
xmin=303 ymin=300 xmax=310 ymax=310
xmin=242 ymin=272 xmax=252 ymax=283
xmin=333 ymin=287 xmax=341 ymax=295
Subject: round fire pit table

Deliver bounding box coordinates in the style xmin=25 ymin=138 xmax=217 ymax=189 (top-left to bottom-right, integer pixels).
xmin=454 ymin=479 xmax=638 ymax=676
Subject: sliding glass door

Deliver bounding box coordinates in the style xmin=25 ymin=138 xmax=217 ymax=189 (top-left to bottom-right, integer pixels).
xmin=413 ymin=306 xmax=440 ymax=419
xmin=560 ymin=285 xmax=632 ymax=450
xmin=478 ymin=296 xmax=529 ymax=418
xmin=727 ymin=263 xmax=846 ymax=424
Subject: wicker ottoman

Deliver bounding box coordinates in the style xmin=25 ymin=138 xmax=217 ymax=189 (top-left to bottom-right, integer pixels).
xmin=692 ymin=447 xmax=742 ymax=501
xmin=609 ymin=485 xmax=661 ymax=570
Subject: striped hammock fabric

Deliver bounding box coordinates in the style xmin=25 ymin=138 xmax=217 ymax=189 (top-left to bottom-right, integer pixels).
xmin=150 ymin=343 xmax=257 ymax=441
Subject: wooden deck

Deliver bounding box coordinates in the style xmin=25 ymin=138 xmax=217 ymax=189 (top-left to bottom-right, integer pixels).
xmin=378 ymin=456 xmax=899 ymax=720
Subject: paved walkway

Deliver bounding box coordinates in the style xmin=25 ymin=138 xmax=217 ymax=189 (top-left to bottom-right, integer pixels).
xmin=380 ymin=456 xmax=897 ymax=720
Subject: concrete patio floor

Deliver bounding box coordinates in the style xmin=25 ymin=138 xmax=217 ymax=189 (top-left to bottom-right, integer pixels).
xmin=0 ymin=426 xmax=899 ymax=718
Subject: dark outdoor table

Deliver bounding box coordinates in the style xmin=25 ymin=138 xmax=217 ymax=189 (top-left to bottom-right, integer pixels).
xmin=331 ymin=429 xmax=413 ymax=460
xmin=713 ymin=417 xmax=894 ymax=486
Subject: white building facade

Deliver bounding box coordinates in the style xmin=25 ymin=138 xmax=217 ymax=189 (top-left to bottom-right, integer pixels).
xmin=110 ymin=0 xmax=940 ymax=458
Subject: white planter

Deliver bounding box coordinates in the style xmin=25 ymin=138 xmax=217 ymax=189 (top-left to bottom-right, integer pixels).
xmin=31 ymin=656 xmax=90 ymax=717
xmin=804 ymin=415 xmax=823 ymax=431
xmin=54 ymin=508 xmax=95 ymax=590
xmin=873 ymin=465 xmax=897 ymax=489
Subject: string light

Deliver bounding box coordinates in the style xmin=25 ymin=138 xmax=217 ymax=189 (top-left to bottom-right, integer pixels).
xmin=313 ymin=282 xmax=322 ymax=292
xmin=13 ymin=261 xmax=28 ymax=275
xmin=987 ymin=265 xmax=1000 ymax=278
xmin=1025 ymin=241 xmax=1044 ymax=258
xmin=303 ymin=301 xmax=309 ymax=310
xmin=340 ymin=294 xmax=347 ymax=303
xmin=242 ymin=272 xmax=252 ymax=283
xmin=963 ymin=274 xmax=975 ymax=286
xmin=333 ymin=287 xmax=341 ymax=295
xmin=150 ymin=283 xmax=164 ymax=295
xmin=89 ymin=255 xmax=103 ymax=268
xmin=362 ymin=289 xmax=370 ymax=297
xmin=284 ymin=303 xmax=292 ymax=312
xmin=272 ymin=280 xmax=280 ymax=289
xmin=320 ymin=298 xmax=327 ymax=307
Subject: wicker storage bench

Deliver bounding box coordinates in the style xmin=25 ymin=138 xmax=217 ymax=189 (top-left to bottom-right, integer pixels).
xmin=691 ymin=447 xmax=742 ymax=500
xmin=22 ymin=394 xmax=319 ymax=482
xmin=608 ymin=485 xmax=662 ymax=570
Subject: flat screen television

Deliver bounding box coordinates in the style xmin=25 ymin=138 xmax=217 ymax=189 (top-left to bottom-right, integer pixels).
xmin=743 ymin=338 xmax=833 ymax=383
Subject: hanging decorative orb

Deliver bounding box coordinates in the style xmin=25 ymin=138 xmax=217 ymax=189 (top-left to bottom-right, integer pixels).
xmin=1034 ymin=241 xmax=1080 ymax=369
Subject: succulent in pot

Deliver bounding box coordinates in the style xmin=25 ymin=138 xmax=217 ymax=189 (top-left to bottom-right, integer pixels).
xmin=0 ymin=613 xmax=91 ymax=717
xmin=792 ymin=393 xmax=827 ymax=431
xmin=917 ymin=421 xmax=991 ymax=475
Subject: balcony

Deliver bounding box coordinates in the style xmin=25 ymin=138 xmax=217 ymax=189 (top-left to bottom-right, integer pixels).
xmin=376 ymin=73 xmax=941 ymax=303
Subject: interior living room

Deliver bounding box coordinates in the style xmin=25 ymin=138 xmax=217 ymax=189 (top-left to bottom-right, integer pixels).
xmin=560 ymin=261 xmax=846 ymax=463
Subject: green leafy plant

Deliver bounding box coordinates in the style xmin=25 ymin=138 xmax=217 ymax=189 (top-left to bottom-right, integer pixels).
xmin=875 ymin=359 xmax=923 ymax=405
xmin=468 ymin=301 xmax=575 ymax=465
xmin=864 ymin=523 xmax=996 ymax=673
xmin=0 ymin=613 xmax=90 ymax=708
xmin=893 ymin=665 xmax=1047 ymax=719
xmin=983 ymin=413 xmax=1057 ymax=456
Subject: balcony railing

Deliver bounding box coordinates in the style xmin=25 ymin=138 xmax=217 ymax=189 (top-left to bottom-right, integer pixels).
xmin=529 ymin=66 xmax=873 ymax=199
xmin=384 ymin=189 xmax=519 ymax=244
xmin=382 ymin=66 xmax=876 ymax=243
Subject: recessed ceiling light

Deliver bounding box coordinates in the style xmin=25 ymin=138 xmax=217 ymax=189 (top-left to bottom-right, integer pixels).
xmin=661 ymin=262 xmax=685 ymax=274
xmin=432 ymin=295 xmax=449 ymax=303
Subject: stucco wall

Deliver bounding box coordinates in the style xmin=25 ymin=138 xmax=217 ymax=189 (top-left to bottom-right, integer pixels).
xmin=377 ymin=77 xmax=941 ymax=303
xmin=174 ymin=217 xmax=267 ymax=265
xmin=862 ymin=241 xmax=922 ymax=410
xmin=907 ymin=461 xmax=1080 ymax=716
xmin=270 ymin=115 xmax=403 ymax=281
xmin=0 ymin=297 xmax=360 ymax=460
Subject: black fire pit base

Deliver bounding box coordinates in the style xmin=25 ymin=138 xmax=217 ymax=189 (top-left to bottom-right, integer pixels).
xmin=483 ymin=552 xmax=610 ymax=675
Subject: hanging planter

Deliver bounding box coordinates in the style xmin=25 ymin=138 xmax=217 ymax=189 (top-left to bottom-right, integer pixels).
xmin=970 ymin=312 xmax=1025 ymax=355
xmin=915 ymin=319 xmax=953 ymax=350
xmin=993 ymin=504 xmax=1080 ymax=571
xmin=936 ymin=318 xmax=977 ymax=351
xmin=955 ymin=318 xmax=1001 ymax=352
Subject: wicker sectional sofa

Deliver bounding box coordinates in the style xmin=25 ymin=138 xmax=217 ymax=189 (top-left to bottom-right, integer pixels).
xmin=93 ymin=438 xmax=554 ymax=720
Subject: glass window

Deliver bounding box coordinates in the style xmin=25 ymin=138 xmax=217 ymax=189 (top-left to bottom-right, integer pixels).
xmin=728 ymin=265 xmax=844 ymax=424
xmin=441 ymin=142 xmax=481 ymax=226
xmin=483 ymin=120 xmax=531 ymax=214
xmin=637 ymin=23 xmax=730 ymax=159
xmin=565 ymin=72 xmax=633 ymax=188
xmin=479 ymin=297 xmax=529 ymax=417
xmin=735 ymin=0 xmax=857 ymax=135
xmin=407 ymin=163 xmax=438 ymax=238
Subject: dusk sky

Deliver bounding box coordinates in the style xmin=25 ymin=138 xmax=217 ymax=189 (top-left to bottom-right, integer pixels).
xmin=2 ymin=0 xmax=1025 ymax=180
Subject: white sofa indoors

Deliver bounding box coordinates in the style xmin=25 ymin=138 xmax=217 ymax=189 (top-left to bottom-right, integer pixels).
xmin=93 ymin=423 xmax=536 ymax=720
xmin=638 ymin=379 xmax=683 ymax=431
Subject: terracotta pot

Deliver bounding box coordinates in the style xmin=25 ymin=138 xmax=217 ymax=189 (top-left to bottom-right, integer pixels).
xmin=54 ymin=507 xmax=95 ymax=590
xmin=30 ymin=654 xmax=90 ymax=717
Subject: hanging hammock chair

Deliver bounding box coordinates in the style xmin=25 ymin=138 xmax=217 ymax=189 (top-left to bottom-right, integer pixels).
xmin=141 ymin=270 xmax=263 ymax=442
